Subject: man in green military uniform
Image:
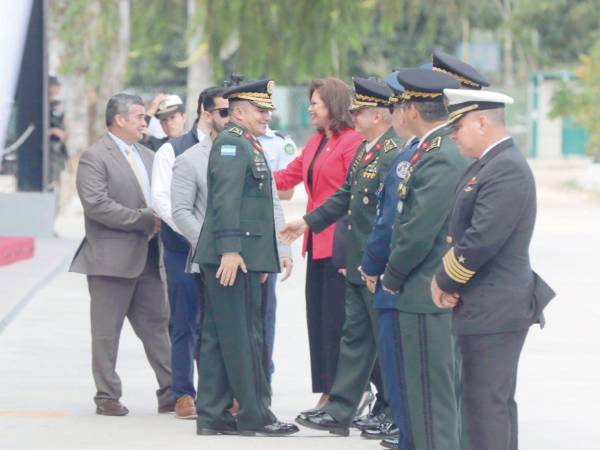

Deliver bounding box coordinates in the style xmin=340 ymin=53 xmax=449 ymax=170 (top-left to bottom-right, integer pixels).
xmin=280 ymin=77 xmax=400 ymax=437
xmin=376 ymin=68 xmax=469 ymax=450
xmin=193 ymin=79 xmax=299 ymax=437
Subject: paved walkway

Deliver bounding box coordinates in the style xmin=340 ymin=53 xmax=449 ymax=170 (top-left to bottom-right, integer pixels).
xmin=0 ymin=161 xmax=599 ymax=449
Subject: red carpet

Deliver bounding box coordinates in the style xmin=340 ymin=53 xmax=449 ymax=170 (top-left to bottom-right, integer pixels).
xmin=0 ymin=237 xmax=35 ymax=266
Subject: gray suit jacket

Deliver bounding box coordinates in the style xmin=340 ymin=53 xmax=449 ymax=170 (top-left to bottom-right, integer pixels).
xmin=171 ymin=135 xmax=291 ymax=273
xmin=435 ymin=138 xmax=555 ymax=335
xmin=70 ymin=133 xmax=156 ymax=278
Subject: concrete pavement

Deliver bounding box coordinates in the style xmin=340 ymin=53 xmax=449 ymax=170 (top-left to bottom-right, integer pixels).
xmin=0 ymin=161 xmax=599 ymax=449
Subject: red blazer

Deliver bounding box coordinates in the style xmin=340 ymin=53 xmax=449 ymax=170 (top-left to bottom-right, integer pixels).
xmin=274 ymin=128 xmax=363 ymax=259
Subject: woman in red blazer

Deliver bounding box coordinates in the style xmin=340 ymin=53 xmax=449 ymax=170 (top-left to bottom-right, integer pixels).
xmin=274 ymin=78 xmax=363 ymax=408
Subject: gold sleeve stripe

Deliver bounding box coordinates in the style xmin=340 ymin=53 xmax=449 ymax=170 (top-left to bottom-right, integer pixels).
xmin=442 ymin=248 xmax=475 ymax=284
xmin=442 ymin=253 xmax=470 ymax=283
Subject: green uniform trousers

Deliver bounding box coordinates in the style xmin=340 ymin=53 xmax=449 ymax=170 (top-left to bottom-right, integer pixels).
xmin=386 ymin=311 xmax=465 ymax=450
xmin=196 ymin=264 xmax=276 ymax=430
xmin=323 ymin=281 xmax=385 ymax=426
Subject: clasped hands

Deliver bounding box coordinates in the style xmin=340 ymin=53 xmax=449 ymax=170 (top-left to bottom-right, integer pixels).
xmin=430 ymin=276 xmax=460 ymax=309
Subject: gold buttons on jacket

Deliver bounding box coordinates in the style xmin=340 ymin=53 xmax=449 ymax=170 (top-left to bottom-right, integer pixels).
xmin=363 ymin=196 xmax=369 ymax=205
xmin=348 ymin=224 xmax=352 ymax=230
xmin=446 ymin=236 xmax=453 ymax=244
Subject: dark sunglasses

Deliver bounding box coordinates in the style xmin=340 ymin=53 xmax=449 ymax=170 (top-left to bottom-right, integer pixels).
xmin=208 ymin=107 xmax=229 ymax=118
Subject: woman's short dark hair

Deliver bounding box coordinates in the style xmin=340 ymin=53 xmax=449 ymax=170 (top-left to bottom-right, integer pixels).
xmin=309 ymin=78 xmax=354 ymax=134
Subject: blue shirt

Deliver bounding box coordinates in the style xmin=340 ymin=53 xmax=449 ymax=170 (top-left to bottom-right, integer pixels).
xmin=108 ymin=131 xmax=151 ymax=205
xmin=361 ymin=137 xmax=419 ymax=309
xmin=258 ymin=126 xmax=297 ymax=171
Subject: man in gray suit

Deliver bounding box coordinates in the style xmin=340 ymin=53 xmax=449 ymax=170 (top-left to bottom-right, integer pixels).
xmin=70 ymin=93 xmax=173 ymax=416
xmin=431 ymin=88 xmax=555 ymax=450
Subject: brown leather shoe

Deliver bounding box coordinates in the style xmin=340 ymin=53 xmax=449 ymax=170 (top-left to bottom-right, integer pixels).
xmin=175 ymin=394 xmax=197 ymax=420
xmin=95 ymin=399 xmax=129 ymax=416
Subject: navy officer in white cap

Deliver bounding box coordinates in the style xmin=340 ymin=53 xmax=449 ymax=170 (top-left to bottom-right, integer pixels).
xmin=431 ymin=88 xmax=555 ymax=450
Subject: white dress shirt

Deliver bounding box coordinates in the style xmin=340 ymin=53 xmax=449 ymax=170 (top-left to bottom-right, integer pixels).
xmin=108 ymin=131 xmax=151 ymax=205
xmin=479 ymin=136 xmax=510 ymax=160
xmin=151 ymin=141 xmax=180 ymax=232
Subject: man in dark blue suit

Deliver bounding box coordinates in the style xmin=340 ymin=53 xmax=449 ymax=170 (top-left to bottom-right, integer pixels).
xmin=431 ymin=88 xmax=555 ymax=450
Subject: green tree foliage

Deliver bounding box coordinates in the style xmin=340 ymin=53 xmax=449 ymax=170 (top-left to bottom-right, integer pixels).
xmin=551 ymin=43 xmax=600 ymax=156
xmin=128 ymin=0 xmax=188 ymax=88
xmin=53 ymin=1 xmax=121 ymax=83
xmin=513 ymin=0 xmax=600 ymax=69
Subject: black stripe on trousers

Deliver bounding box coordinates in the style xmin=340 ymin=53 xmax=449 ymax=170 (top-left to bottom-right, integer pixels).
xmin=418 ymin=315 xmax=435 ymax=450
xmin=391 ymin=313 xmax=415 ymax=450
xmin=244 ymin=274 xmax=268 ymax=425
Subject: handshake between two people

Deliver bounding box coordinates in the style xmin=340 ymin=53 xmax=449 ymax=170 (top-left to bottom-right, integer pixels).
xmin=279 ymin=218 xmax=461 ymax=310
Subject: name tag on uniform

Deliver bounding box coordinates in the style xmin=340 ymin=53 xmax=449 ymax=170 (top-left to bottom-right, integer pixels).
xmin=220 ymin=145 xmax=236 ymax=157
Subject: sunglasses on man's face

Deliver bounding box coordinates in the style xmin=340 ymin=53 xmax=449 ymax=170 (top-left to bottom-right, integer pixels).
xmin=208 ymin=107 xmax=229 ymax=118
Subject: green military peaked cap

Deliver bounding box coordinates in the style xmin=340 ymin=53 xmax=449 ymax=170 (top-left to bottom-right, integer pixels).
xmin=393 ymin=68 xmax=460 ymax=102
xmin=224 ymin=79 xmax=276 ymax=110
xmin=350 ymin=77 xmax=394 ymax=111
xmin=432 ymin=50 xmax=490 ymax=90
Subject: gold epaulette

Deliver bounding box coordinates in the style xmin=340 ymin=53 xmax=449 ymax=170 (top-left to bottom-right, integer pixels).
xmin=383 ymin=138 xmax=398 ymax=152
xmin=442 ymin=247 xmax=475 ymax=284
xmin=228 ymin=127 xmax=243 ymax=136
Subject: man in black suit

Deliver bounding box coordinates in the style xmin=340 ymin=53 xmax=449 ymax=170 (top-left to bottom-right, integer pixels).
xmin=431 ymin=88 xmax=555 ymax=450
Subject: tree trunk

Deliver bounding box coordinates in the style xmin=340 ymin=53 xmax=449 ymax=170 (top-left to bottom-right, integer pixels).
xmin=185 ymin=0 xmax=212 ymax=127
xmin=503 ymin=23 xmax=514 ymax=87
xmin=91 ymin=0 xmax=130 ymax=141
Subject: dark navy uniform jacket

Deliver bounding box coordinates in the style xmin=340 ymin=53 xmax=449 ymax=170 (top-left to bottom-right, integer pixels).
xmin=361 ymin=137 xmax=418 ymax=309
xmin=434 ymin=137 xmax=555 ymax=335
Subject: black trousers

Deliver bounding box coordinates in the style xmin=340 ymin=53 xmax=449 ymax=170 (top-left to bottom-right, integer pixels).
xmin=459 ymin=330 xmax=528 ymax=450
xmin=305 ymin=253 xmax=346 ymax=394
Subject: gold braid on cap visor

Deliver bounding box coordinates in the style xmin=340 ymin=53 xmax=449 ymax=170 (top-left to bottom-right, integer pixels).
xmin=231 ymin=92 xmax=274 ymax=109
xmin=432 ymin=66 xmax=481 ymax=89
xmin=402 ymin=90 xmax=444 ymax=100
xmin=447 ymin=104 xmax=480 ymax=124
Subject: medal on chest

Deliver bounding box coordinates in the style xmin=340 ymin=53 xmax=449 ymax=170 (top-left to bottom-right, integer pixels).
xmin=464 ymin=177 xmax=477 ymax=192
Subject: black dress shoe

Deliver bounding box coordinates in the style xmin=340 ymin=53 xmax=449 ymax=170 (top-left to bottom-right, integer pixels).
xmin=380 ymin=436 xmax=399 ymax=448
xmin=361 ymin=421 xmax=399 ymax=439
xmin=95 ymin=399 xmax=129 ymax=416
xmin=299 ymin=407 xmax=322 ymax=417
xmin=197 ymin=422 xmax=239 ymax=435
xmin=295 ymin=411 xmax=349 ymax=436
xmin=239 ymin=421 xmax=300 ymax=436
xmin=352 ymin=412 xmax=387 ymax=430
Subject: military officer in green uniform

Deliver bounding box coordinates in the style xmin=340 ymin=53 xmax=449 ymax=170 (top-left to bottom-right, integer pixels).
xmin=280 ymin=77 xmax=401 ymax=437
xmin=193 ymin=79 xmax=299 ymax=437
xmin=375 ymin=68 xmax=469 ymax=450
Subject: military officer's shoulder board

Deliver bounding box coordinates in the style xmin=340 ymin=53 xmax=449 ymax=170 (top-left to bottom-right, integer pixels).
xmin=228 ymin=126 xmax=243 ymax=136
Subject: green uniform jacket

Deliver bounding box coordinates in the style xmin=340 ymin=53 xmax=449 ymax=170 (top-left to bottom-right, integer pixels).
xmin=382 ymin=124 xmax=470 ymax=313
xmin=305 ymin=127 xmax=401 ymax=285
xmin=193 ymin=122 xmax=280 ymax=273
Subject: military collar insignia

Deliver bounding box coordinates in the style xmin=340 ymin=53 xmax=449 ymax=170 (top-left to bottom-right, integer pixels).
xmin=228 ymin=126 xmax=243 ymax=136
xmin=383 ymin=139 xmax=397 ymax=152
xmin=421 ymin=136 xmax=442 ymax=152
